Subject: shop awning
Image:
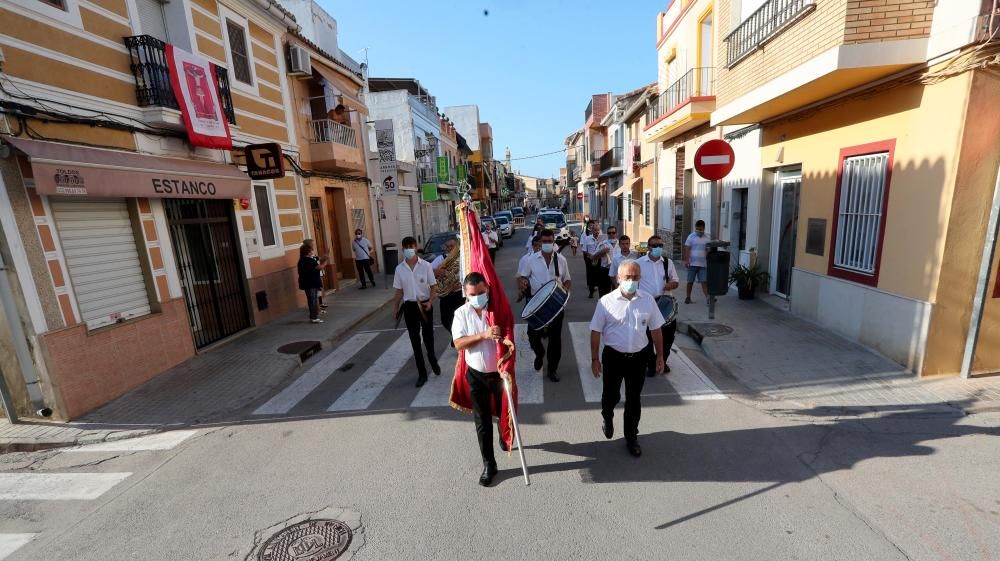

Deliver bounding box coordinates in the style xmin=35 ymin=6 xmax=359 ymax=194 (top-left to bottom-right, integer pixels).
xmin=610 ymin=185 xmax=629 ymax=197
xmin=5 ymin=137 xmax=251 ymax=199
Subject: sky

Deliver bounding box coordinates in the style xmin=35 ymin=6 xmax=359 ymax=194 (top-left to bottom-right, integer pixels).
xmin=325 ymin=0 xmax=666 ymax=179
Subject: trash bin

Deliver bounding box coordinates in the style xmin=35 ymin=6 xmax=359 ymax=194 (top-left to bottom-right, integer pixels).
xmin=382 ymin=243 xmax=398 ymax=275
xmin=706 ymin=249 xmax=730 ymax=296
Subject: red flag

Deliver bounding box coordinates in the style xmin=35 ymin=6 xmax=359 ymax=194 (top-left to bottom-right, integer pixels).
xmin=166 ymin=44 xmax=233 ymax=150
xmin=449 ymin=204 xmax=517 ymax=451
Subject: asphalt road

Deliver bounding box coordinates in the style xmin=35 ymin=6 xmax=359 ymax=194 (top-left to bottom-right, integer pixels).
xmin=1 ymin=225 xmax=998 ymax=561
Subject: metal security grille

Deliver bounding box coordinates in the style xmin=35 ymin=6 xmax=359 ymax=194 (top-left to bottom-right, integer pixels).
xmin=834 ymin=153 xmax=889 ymax=275
xmin=225 ymin=19 xmax=252 ymax=84
xmin=644 ymin=192 xmax=651 ymax=226
xmin=164 ymin=199 xmax=251 ymax=348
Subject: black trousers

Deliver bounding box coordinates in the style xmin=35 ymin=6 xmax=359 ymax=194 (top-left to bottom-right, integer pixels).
xmin=467 ymin=367 xmax=503 ymax=465
xmin=646 ymin=319 xmax=677 ymax=372
xmin=595 ymin=265 xmax=612 ymax=296
xmin=602 ymin=347 xmax=648 ymax=442
xmin=355 ymin=259 xmax=375 ymax=287
xmin=440 ymin=291 xmax=465 ymax=334
xmin=488 ymin=248 xmax=497 ymax=262
xmin=527 ymin=311 xmax=564 ymax=374
xmin=402 ymin=301 xmax=438 ymax=378
xmin=584 ymin=254 xmax=595 ymax=293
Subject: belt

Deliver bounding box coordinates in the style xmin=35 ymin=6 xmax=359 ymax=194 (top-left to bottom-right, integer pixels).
xmin=605 ymin=346 xmax=647 ymax=360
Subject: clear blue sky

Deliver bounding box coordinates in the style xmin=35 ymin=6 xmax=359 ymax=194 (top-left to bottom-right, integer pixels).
xmin=325 ymin=0 xmax=665 ymax=178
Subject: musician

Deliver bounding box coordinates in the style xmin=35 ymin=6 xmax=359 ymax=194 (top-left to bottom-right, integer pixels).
xmin=590 ymin=259 xmax=665 ymax=457
xmin=431 ymin=238 xmax=463 ymax=343
xmin=517 ymin=235 xmax=543 ymax=301
xmin=591 ymin=225 xmax=619 ymax=297
xmin=636 ymin=235 xmax=680 ymax=376
xmin=392 ymin=236 xmax=441 ymax=387
xmin=608 ymin=235 xmax=637 ymax=288
xmin=580 ymin=221 xmax=599 ymax=299
xmin=451 ymin=271 xmax=504 ymax=486
xmin=516 ymin=229 xmax=571 ymax=382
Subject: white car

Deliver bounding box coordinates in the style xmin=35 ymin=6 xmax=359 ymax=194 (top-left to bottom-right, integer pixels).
xmin=538 ymin=212 xmax=570 ymax=243
xmin=495 ymin=217 xmax=513 ymax=238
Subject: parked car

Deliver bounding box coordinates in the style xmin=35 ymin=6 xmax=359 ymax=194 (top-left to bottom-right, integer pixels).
xmin=479 ymin=216 xmax=503 ymax=247
xmin=511 ymin=207 xmax=525 ymax=218
xmin=538 ymin=211 xmax=570 ymax=245
xmin=495 ymin=216 xmax=513 ymax=239
xmin=495 ymin=209 xmax=513 ymax=223
xmin=422 ymin=231 xmax=459 ymax=263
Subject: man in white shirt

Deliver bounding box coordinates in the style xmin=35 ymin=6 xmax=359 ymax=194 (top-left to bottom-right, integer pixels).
xmin=451 ymin=271 xmax=504 ymax=486
xmin=608 ymin=235 xmax=637 ymax=288
xmin=636 ymin=235 xmax=680 ymax=376
xmin=431 ymin=237 xmax=463 ymax=343
xmin=591 ymin=224 xmax=619 ymax=297
xmin=483 ymin=222 xmax=499 ymax=263
xmin=580 ymin=221 xmax=600 ymax=298
xmin=590 ymin=259 xmax=665 ymax=457
xmin=352 ymin=229 xmax=376 ymax=289
xmin=683 ymin=219 xmax=710 ymax=304
xmin=392 ymin=236 xmax=440 ymax=386
xmin=517 ymin=236 xmax=542 ymax=303
xmin=516 ymin=229 xmax=572 ymax=382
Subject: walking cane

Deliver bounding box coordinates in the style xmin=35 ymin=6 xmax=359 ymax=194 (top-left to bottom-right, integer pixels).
xmin=503 ymin=377 xmax=530 ymax=486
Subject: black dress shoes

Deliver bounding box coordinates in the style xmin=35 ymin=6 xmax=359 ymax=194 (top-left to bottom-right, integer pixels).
xmin=547 ymin=370 xmax=560 ymax=382
xmin=626 ymin=441 xmax=642 ymax=457
xmin=416 ymin=375 xmax=427 ymax=387
xmin=479 ymin=462 xmax=498 ymax=486
xmin=431 ymin=362 xmax=441 ymax=376
xmin=602 ymin=419 xmax=613 ymax=439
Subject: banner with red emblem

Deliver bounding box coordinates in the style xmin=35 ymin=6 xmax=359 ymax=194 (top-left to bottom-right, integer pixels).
xmin=166 ymin=44 xmax=233 ymax=150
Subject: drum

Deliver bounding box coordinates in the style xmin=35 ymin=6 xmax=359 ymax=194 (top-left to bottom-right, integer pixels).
xmin=657 ymin=295 xmax=678 ymax=324
xmin=521 ymin=280 xmax=570 ymax=330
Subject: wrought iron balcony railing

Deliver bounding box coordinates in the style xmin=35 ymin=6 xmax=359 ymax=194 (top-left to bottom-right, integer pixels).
xmin=646 ymin=67 xmax=714 ymax=125
xmin=724 ymin=0 xmax=816 ymax=68
xmin=600 ymin=147 xmax=623 ymax=172
xmin=124 ymin=35 xmax=236 ymax=124
xmin=309 ymin=119 xmax=358 ymax=147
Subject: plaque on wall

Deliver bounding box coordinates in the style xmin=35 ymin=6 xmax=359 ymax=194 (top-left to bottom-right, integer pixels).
xmin=806 ymin=218 xmax=826 ymax=256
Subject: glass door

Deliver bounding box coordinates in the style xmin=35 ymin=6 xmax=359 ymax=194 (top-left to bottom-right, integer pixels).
xmin=770 ymin=171 xmax=802 ymax=297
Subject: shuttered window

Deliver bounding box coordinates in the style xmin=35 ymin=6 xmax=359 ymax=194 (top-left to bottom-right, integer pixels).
xmin=225 ymin=19 xmax=252 ymax=85
xmin=137 ymin=0 xmax=169 ymax=42
xmin=253 ymin=184 xmax=277 ymax=247
xmin=51 ymin=198 xmax=152 ymax=329
xmin=644 ymin=191 xmax=651 ymax=226
xmin=833 ymin=152 xmax=889 ymax=276
xmin=398 ymin=196 xmax=415 ymax=239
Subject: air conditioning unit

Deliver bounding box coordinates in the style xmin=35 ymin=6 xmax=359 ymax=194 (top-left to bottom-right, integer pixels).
xmin=287 ymin=44 xmax=311 ymax=76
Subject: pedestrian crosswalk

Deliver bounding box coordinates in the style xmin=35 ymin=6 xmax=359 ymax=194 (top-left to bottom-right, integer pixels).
xmin=249 ymin=322 xmax=724 ymax=417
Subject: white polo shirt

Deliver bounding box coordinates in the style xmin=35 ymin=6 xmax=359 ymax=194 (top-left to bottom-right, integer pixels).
xmin=595 ymin=239 xmax=621 ymax=267
xmin=352 ymin=237 xmax=373 ymax=261
xmin=451 ymin=302 xmax=498 ymax=373
xmin=636 ymin=255 xmax=680 ymax=297
xmin=393 ymin=258 xmax=437 ymax=302
xmin=580 ymin=233 xmax=598 ymax=255
xmin=483 ymin=230 xmax=499 ymax=249
xmin=609 ymin=251 xmax=639 ymax=278
xmin=590 ymin=289 xmax=666 ymax=354
xmin=517 ymin=251 xmax=571 ymax=294
xmin=517 ymin=251 xmax=536 ymax=275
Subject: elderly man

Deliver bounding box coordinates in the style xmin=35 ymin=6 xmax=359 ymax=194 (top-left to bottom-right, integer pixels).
xmin=590 ymin=259 xmax=665 ymax=457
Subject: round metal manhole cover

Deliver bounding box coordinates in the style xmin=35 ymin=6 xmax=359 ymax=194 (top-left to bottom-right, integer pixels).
xmin=259 ymin=519 xmax=352 ymax=561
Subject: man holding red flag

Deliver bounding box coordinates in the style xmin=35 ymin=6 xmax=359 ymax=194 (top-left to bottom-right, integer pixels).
xmin=449 ymin=204 xmax=519 ymax=487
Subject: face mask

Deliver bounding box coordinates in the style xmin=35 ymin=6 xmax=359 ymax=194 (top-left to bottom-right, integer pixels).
xmin=470 ymin=293 xmax=489 ymax=309
xmin=403 ymin=248 xmax=416 ymax=259
xmin=621 ymin=280 xmax=639 ymax=294
xmin=610 ymin=238 xmax=618 ymax=245
xmin=697 ymin=231 xmax=705 ymax=237
xmin=355 ymin=234 xmax=362 ymax=240
xmin=650 ymin=247 xmax=663 ymax=258
xmin=541 ymin=243 xmax=554 ymax=254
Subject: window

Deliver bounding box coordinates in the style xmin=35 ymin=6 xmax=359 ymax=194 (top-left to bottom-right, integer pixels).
xmin=254 ymin=184 xmax=277 ymax=248
xmin=829 ymin=141 xmax=895 ymax=285
xmin=627 ymin=194 xmax=633 ymax=222
xmin=644 ymin=191 xmax=651 ymax=226
xmin=226 ymin=19 xmax=252 ymax=84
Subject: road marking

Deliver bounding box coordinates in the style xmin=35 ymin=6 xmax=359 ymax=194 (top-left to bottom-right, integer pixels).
xmin=328 ymin=333 xmax=413 ymax=412
xmin=569 ymin=322 xmax=604 ymax=403
xmin=253 ymin=333 xmax=379 ymax=415
xmin=410 ymin=348 xmax=457 ymax=408
xmin=66 ymin=430 xmax=198 ymax=452
xmin=669 ymin=348 xmax=726 ymax=400
xmin=700 ymin=155 xmax=731 ymax=165
xmin=0 ymin=473 xmax=131 ymax=500
xmin=0 ymin=534 xmax=35 ymax=560
xmin=513 ymin=324 xmax=543 ymax=404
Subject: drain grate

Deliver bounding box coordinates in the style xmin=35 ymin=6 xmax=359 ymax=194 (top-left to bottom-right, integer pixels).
xmin=259 ymin=519 xmax=352 ymax=561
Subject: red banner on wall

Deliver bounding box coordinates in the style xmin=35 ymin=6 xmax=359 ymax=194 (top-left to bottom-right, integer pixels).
xmin=166 ymin=44 xmax=233 ymax=150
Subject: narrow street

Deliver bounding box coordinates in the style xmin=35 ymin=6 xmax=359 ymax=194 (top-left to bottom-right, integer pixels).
xmin=0 ymin=226 xmax=997 ymax=561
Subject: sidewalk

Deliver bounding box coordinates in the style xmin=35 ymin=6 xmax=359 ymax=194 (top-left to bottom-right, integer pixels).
xmin=0 ymin=280 xmax=394 ymax=452
xmin=675 ymin=282 xmax=1000 ymax=416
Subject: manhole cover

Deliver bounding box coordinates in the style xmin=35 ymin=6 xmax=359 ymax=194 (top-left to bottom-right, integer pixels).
xmin=277 ymin=341 xmax=322 ymax=362
xmin=259 ymin=519 xmax=352 ymax=561
xmin=687 ymin=323 xmax=733 ymax=345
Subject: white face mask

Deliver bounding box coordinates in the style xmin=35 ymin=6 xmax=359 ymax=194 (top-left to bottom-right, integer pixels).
xmin=541 ymin=243 xmax=555 ymax=254
xmin=469 ymin=293 xmax=489 ymax=309
xmin=403 ymin=248 xmax=416 ymax=260
xmin=620 ymin=280 xmax=639 ymax=294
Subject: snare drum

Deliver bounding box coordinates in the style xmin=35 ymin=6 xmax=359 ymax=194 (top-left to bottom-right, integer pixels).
xmin=521 ymin=280 xmax=570 ymax=330
xmin=657 ymin=295 xmax=678 ymax=324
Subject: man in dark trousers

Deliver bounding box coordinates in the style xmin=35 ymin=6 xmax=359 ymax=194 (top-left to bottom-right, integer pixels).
xmin=590 ymin=259 xmax=665 ymax=457
xmin=636 ymin=235 xmax=680 ymax=375
xmin=352 ymin=228 xmax=376 ymax=289
xmin=392 ymin=236 xmax=440 ymax=386
xmin=431 ymin=237 xmax=464 ymax=345
xmin=516 ymin=229 xmax=572 ymax=382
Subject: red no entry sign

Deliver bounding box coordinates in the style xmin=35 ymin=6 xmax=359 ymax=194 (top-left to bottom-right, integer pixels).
xmin=576 ymin=192 xmax=584 ymax=200
xmin=694 ymin=139 xmax=735 ymax=181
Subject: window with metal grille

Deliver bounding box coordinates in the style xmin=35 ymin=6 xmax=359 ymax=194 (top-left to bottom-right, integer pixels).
xmin=226 ymin=19 xmax=252 ymax=85
xmin=627 ymin=194 xmax=633 ymax=222
xmin=833 ymin=152 xmax=889 ymax=275
xmin=644 ymin=191 xmax=651 ymax=226
xmin=254 ymin=184 xmax=277 ymax=247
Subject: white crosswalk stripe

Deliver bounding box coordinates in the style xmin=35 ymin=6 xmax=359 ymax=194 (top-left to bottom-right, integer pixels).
xmin=0 ymin=534 xmax=35 ymax=560
xmin=667 ymin=347 xmax=726 ymax=400
xmin=66 ymin=430 xmax=198 ymax=452
xmin=328 ymin=333 xmax=414 ymax=412
xmin=253 ymin=333 xmax=379 ymax=415
xmin=513 ymin=324 xmax=544 ymax=404
xmin=569 ymin=322 xmax=605 ymax=403
xmin=410 ymin=348 xmax=458 ymax=408
xmin=0 ymin=473 xmax=131 ymax=501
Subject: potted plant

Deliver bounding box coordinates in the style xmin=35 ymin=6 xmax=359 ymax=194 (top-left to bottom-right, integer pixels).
xmin=729 ymin=263 xmax=770 ymax=300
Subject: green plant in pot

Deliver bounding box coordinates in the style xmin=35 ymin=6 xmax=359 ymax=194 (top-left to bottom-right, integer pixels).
xmin=729 ymin=263 xmax=770 ymax=300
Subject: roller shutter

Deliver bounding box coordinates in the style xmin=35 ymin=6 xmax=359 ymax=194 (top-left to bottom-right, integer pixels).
xmin=398 ymin=196 xmax=415 ymax=239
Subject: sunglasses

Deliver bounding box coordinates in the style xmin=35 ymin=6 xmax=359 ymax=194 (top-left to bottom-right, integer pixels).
xmin=648 ymin=243 xmax=664 ymax=248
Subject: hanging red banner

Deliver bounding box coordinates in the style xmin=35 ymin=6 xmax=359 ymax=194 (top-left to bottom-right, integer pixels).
xmin=166 ymin=44 xmax=233 ymax=150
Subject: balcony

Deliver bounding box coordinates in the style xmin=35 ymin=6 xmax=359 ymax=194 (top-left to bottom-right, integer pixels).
xmin=599 ymin=147 xmax=623 ymax=175
xmin=724 ymin=0 xmax=816 ymax=68
xmin=644 ymin=67 xmax=715 ymax=143
xmin=124 ymin=35 xmax=235 ymax=129
xmin=307 ymin=119 xmax=365 ymax=173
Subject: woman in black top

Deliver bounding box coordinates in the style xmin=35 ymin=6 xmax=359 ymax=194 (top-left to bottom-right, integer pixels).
xmin=298 ymin=242 xmax=327 ymax=323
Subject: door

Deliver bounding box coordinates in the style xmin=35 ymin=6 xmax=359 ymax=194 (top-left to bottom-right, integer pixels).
xmin=770 ymin=171 xmax=802 ymax=297
xmin=164 ymin=199 xmax=251 ymax=348
xmin=309 ymin=197 xmax=334 ymax=290
xmin=329 ymin=188 xmax=354 ymax=278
